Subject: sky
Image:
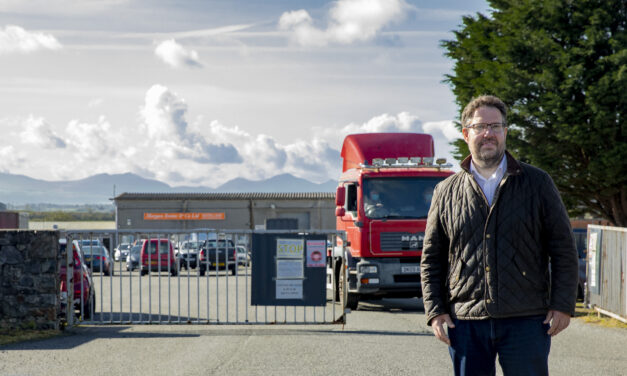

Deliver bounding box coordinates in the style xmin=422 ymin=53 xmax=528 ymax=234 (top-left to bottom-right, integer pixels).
xmin=0 ymin=0 xmax=492 ymax=188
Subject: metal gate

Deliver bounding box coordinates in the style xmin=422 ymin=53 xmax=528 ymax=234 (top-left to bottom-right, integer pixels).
xmin=60 ymin=229 xmax=348 ymax=327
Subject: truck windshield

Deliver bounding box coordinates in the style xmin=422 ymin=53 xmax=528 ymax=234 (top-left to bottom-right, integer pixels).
xmin=363 ymin=177 xmax=444 ymax=219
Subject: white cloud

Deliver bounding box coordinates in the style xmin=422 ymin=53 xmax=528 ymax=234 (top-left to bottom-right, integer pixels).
xmin=154 ymin=39 xmax=202 ymax=69
xmin=0 ymin=145 xmax=23 ymax=172
xmin=65 ymin=116 xmax=117 ymax=161
xmin=19 ymin=115 xmax=66 ymax=149
xmin=2 ymin=83 xmax=460 ymax=186
xmin=0 ymin=0 xmax=129 ymax=15
xmin=340 ymin=111 xmax=421 ymax=134
xmin=139 ymin=84 xmax=241 ymax=165
xmin=0 ymin=25 xmax=62 ymax=54
xmin=279 ymin=0 xmax=410 ymax=46
xmin=88 ymin=98 xmax=104 ymax=108
xmin=422 ymin=120 xmax=459 ymax=141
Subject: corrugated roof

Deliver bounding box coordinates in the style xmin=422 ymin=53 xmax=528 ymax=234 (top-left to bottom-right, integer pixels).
xmin=115 ymin=192 xmax=335 ymax=201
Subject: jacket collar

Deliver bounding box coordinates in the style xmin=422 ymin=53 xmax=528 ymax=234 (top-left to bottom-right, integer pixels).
xmin=461 ymin=150 xmax=522 ymax=176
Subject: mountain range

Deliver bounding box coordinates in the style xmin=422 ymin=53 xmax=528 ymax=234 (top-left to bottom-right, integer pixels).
xmin=0 ymin=172 xmax=337 ymax=205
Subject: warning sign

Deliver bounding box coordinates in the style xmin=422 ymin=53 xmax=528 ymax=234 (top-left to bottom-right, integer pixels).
xmin=306 ymin=240 xmax=326 ymax=267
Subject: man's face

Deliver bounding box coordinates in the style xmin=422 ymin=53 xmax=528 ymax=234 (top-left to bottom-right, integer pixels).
xmin=462 ymin=106 xmax=507 ymax=168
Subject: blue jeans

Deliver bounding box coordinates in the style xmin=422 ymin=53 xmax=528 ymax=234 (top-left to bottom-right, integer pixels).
xmin=448 ymin=315 xmax=551 ymax=376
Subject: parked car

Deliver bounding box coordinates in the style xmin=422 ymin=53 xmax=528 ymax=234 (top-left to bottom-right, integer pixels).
xmin=177 ymin=241 xmax=201 ymax=270
xmin=140 ymin=238 xmax=178 ymax=276
xmin=198 ymin=239 xmax=236 ymax=276
xmin=126 ymin=243 xmax=142 ymax=271
xmin=79 ymin=239 xmax=101 ymax=247
xmin=83 ymin=245 xmax=113 ymax=276
xmin=114 ymin=243 xmax=131 ymax=262
xmin=59 ymin=239 xmax=95 ymax=320
xmin=236 ymin=245 xmax=250 ymax=266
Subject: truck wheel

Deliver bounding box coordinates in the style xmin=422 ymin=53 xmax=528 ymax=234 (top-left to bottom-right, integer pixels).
xmin=333 ymin=259 xmax=342 ymax=302
xmin=199 ymin=269 xmax=205 ymax=276
xmin=339 ymin=263 xmax=359 ymax=310
xmin=346 ymin=293 xmax=359 ymax=311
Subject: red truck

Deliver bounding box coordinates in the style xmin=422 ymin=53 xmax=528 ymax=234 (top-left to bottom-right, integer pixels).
xmin=333 ymin=133 xmax=454 ymax=309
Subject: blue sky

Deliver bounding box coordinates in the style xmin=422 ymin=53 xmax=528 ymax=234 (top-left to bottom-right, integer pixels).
xmin=0 ymin=0 xmax=491 ymax=187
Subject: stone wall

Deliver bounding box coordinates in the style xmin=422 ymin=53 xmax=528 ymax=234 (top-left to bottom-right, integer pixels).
xmin=0 ymin=231 xmax=59 ymax=330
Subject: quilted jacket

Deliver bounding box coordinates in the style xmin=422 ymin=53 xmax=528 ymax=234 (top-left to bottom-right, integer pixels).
xmin=420 ymin=151 xmax=578 ymax=325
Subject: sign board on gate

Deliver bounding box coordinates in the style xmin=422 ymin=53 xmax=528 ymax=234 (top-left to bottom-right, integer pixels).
xmin=251 ymin=233 xmax=327 ymax=306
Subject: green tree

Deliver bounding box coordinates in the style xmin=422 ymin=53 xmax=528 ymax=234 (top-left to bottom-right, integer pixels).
xmin=442 ymin=0 xmax=627 ymax=226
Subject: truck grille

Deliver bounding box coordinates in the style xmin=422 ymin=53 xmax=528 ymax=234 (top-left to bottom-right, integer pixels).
xmin=379 ymin=232 xmax=424 ymax=251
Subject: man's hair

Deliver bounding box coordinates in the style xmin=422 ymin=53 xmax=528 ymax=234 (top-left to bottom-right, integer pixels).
xmin=461 ymin=95 xmax=507 ymax=127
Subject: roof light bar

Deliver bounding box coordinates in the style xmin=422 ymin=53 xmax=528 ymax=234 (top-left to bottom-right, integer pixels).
xmin=364 ymin=156 xmax=452 ymax=169
xmin=372 ymin=158 xmax=384 ymax=167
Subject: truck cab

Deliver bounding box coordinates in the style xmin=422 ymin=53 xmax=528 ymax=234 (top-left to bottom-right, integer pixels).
xmin=334 ymin=133 xmax=454 ymax=309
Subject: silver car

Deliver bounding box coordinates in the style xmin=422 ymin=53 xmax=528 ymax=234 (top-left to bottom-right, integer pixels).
xmin=236 ymin=245 xmax=250 ymax=266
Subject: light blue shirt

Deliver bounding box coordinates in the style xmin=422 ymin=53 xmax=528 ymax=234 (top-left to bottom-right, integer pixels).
xmin=470 ymin=156 xmax=507 ymax=206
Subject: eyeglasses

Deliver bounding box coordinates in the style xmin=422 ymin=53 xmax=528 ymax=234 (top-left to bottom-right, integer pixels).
xmin=465 ymin=122 xmax=505 ymax=134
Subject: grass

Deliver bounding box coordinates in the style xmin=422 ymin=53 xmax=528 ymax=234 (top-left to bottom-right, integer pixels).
xmin=0 ymin=329 xmax=63 ymax=347
xmin=574 ymin=302 xmax=627 ymax=329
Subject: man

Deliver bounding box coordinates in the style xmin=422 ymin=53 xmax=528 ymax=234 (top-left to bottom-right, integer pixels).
xmin=364 ymin=188 xmax=388 ymax=218
xmin=420 ymin=95 xmax=578 ymax=376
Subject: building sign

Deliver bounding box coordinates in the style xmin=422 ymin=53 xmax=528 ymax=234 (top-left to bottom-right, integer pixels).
xmin=143 ymin=212 xmax=225 ymax=220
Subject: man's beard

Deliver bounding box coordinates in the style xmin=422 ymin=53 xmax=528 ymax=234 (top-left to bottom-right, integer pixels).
xmin=475 ymin=140 xmax=505 ymax=168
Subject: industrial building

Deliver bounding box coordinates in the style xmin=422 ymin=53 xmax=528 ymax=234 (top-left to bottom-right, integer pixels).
xmin=113 ymin=192 xmax=336 ymax=231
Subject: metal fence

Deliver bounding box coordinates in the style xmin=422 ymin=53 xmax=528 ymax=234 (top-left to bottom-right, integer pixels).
xmin=60 ymin=229 xmax=347 ymax=327
xmin=586 ymin=225 xmax=627 ymax=321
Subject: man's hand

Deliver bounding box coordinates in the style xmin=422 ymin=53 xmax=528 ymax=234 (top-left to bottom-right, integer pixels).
xmin=543 ymin=310 xmax=570 ymax=336
xmin=431 ymin=314 xmax=455 ymax=345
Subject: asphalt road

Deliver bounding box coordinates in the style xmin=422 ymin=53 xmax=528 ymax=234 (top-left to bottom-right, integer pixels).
xmin=1 ymin=296 xmax=626 ymax=376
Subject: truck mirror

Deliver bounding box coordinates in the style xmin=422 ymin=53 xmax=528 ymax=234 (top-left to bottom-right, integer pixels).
xmin=335 ymin=207 xmax=346 ymax=217
xmin=335 ymin=186 xmax=346 ymax=206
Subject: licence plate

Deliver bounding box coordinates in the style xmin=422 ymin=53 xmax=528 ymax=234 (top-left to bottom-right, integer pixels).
xmin=212 ymin=262 xmax=225 ymax=267
xmin=151 ymin=261 xmax=158 ymax=265
xmin=401 ymin=266 xmax=419 ymax=274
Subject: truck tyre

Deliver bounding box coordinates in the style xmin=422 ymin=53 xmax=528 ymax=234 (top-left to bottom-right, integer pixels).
xmin=339 ymin=262 xmax=359 ymax=310
xmin=333 ymin=259 xmax=342 ymax=302
xmin=199 ymin=268 xmax=206 ymax=276
xmin=346 ymin=293 xmax=359 ymax=311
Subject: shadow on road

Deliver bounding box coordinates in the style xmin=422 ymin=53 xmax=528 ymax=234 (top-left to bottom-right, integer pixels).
xmin=0 ymin=326 xmax=200 ymax=351
xmin=2 ymin=324 xmax=432 ymax=351
xmin=356 ymin=297 xmax=425 ymax=312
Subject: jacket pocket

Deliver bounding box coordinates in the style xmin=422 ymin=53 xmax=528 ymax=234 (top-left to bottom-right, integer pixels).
xmin=448 ymin=257 xmax=465 ymax=291
xmin=512 ymin=254 xmax=545 ymax=291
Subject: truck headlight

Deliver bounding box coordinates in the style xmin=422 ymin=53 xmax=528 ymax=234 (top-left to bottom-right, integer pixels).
xmin=360 ymin=265 xmax=378 ymax=274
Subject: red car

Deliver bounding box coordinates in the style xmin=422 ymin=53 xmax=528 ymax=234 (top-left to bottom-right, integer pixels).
xmin=140 ymin=238 xmax=178 ymax=276
xmin=59 ymin=240 xmax=95 ymax=320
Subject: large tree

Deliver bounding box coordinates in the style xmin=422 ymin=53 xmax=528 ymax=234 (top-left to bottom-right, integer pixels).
xmin=442 ymin=0 xmax=627 ymax=226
